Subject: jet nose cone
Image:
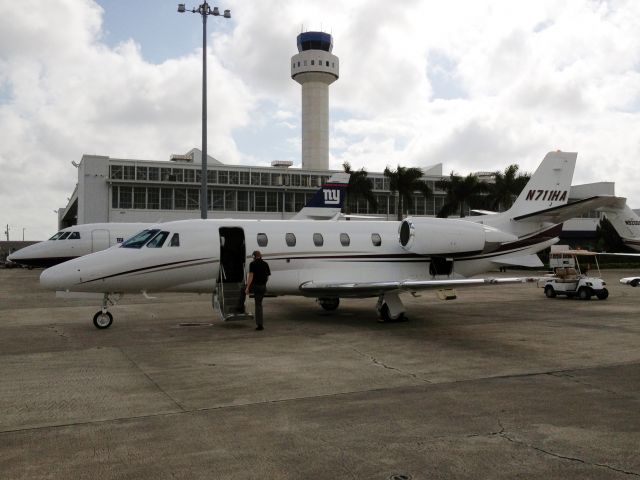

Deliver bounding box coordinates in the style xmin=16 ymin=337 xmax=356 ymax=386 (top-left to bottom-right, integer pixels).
xmin=40 ymin=264 xmax=76 ymax=290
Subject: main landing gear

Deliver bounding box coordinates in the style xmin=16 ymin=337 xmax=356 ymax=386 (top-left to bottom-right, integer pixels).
xmin=317 ymin=297 xmax=340 ymax=311
xmin=376 ymin=292 xmax=407 ymax=322
xmin=92 ymin=293 xmax=120 ymax=329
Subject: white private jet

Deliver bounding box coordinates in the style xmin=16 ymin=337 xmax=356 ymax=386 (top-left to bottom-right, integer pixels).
xmin=8 ymin=173 xmax=351 ymax=269
xmin=40 ymin=151 xmax=619 ymax=329
xmin=7 ymin=223 xmax=152 ymax=268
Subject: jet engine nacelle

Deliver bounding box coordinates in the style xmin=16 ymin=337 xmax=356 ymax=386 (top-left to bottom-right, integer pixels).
xmin=399 ymin=217 xmax=517 ymax=255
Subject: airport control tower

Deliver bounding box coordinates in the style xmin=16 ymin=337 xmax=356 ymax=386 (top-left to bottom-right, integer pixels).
xmin=291 ymin=32 xmax=339 ymax=170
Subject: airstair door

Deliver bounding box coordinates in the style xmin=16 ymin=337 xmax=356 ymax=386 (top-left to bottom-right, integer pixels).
xmin=216 ymin=227 xmax=252 ymax=321
xmin=91 ymin=229 xmax=110 ymax=252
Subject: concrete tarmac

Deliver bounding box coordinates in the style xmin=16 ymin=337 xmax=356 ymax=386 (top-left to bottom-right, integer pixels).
xmin=1 ymin=268 xmax=639 ymax=479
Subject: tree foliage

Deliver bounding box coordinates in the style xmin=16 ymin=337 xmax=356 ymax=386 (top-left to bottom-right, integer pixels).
xmin=342 ymin=162 xmax=377 ymax=214
xmin=436 ymin=172 xmax=488 ymax=218
xmin=485 ymin=164 xmax=530 ymax=211
xmin=383 ymin=165 xmax=433 ymax=221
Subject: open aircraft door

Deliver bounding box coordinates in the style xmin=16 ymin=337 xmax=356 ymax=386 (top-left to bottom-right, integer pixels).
xmin=91 ymin=229 xmax=110 ymax=252
xmin=215 ymin=227 xmax=251 ymax=321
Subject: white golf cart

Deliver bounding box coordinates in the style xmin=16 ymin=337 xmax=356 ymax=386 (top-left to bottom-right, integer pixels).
xmin=538 ymin=246 xmax=608 ymax=300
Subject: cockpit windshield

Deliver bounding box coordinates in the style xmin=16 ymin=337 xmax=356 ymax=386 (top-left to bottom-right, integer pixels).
xmin=121 ymin=229 xmax=160 ymax=249
xmin=49 ymin=232 xmax=64 ymax=240
xmin=59 ymin=232 xmax=71 ymax=240
xmin=146 ymin=231 xmax=169 ymax=248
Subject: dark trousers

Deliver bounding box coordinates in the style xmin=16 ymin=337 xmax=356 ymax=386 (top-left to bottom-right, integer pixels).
xmin=253 ymin=284 xmax=266 ymax=327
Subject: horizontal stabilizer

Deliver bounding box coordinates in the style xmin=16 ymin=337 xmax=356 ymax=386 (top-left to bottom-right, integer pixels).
xmin=471 ymin=209 xmax=498 ymax=215
xmin=513 ymin=196 xmax=620 ymax=224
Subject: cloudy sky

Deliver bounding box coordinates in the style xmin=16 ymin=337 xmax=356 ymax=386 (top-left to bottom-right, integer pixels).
xmin=1 ymin=0 xmax=639 ymax=239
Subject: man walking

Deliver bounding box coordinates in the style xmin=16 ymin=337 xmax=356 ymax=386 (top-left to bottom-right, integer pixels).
xmin=245 ymin=250 xmax=271 ymax=331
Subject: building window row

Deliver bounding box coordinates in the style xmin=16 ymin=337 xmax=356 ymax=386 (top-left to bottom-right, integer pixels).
xmin=112 ymin=186 xmax=317 ymax=213
xmin=110 ymin=165 xmax=330 ymax=188
xmin=293 ymin=60 xmax=336 ymax=68
xmin=112 ymin=185 xmax=447 ymax=216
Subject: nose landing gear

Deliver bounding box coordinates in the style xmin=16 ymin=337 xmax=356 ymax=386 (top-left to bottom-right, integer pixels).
xmin=92 ymin=293 xmax=120 ymax=329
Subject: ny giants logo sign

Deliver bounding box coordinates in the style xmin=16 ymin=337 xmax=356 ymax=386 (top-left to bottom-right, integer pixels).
xmin=525 ymin=190 xmax=568 ymax=202
xmin=323 ymin=189 xmax=341 ymax=205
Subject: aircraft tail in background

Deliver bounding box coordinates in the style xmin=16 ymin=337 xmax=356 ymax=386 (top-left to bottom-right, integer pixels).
xmin=598 ymin=200 xmax=640 ymax=252
xmin=292 ymin=172 xmax=350 ymax=220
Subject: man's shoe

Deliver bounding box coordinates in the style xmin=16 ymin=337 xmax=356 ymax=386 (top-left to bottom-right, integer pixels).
xmin=255 ymin=326 xmax=264 ymax=331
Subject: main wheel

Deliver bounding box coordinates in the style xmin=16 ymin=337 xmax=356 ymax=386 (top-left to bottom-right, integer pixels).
xmin=630 ymin=279 xmax=640 ymax=287
xmin=318 ymin=297 xmax=340 ymax=311
xmin=578 ymin=287 xmax=591 ymax=300
xmin=596 ymin=289 xmax=609 ymax=300
xmin=378 ymin=303 xmax=406 ymax=323
xmin=544 ymin=286 xmax=556 ymax=298
xmin=93 ymin=311 xmax=113 ymax=329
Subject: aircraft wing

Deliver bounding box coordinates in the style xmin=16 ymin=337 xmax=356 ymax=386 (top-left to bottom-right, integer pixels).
xmin=299 ymin=276 xmax=538 ymax=297
xmin=492 ymin=254 xmax=543 ymax=268
xmin=513 ymin=196 xmax=621 ymax=223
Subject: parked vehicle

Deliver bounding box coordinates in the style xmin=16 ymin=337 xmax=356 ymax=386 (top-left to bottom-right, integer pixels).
xmin=537 ymin=247 xmax=608 ymax=300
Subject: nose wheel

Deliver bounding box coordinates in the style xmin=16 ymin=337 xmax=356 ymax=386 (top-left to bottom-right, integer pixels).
xmin=92 ymin=293 xmax=119 ymax=329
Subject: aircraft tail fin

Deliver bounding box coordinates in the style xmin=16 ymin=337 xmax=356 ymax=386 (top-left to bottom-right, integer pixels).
xmin=480 ymin=151 xmax=577 ymax=234
xmin=598 ymin=200 xmax=640 ymax=251
xmin=292 ymin=172 xmax=350 ymax=220
xmin=506 ymin=151 xmax=577 ymax=219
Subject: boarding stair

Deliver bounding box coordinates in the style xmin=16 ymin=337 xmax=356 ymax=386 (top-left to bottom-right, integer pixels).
xmin=214 ymin=265 xmax=253 ymax=322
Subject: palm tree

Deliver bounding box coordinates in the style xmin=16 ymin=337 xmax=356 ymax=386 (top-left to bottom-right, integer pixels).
xmin=486 ymin=164 xmax=530 ymax=211
xmin=383 ymin=165 xmax=433 ymax=221
xmin=342 ymin=162 xmax=378 ymax=214
xmin=436 ymin=172 xmax=488 ymax=218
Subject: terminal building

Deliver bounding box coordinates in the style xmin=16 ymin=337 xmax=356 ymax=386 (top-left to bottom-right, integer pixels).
xmin=57 ymin=148 xmax=445 ymax=228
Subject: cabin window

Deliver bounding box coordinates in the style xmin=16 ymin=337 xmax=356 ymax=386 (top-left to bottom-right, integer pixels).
xmin=313 ymin=233 xmax=324 ymax=247
xmin=257 ymin=233 xmax=268 ymax=247
xmin=285 ymin=233 xmax=296 ymax=247
xmin=122 ymin=229 xmax=160 ymax=249
xmin=146 ymin=231 xmax=169 ymax=248
xmin=68 ymin=232 xmax=81 ymax=240
xmin=371 ymin=233 xmax=382 ymax=247
xmin=49 ymin=232 xmax=64 ymax=240
xmin=169 ymin=233 xmax=180 ymax=247
xmin=340 ymin=233 xmax=350 ymax=247
xmin=59 ymin=232 xmax=71 ymax=240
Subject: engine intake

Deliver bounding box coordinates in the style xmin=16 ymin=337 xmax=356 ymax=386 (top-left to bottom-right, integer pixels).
xmin=399 ymin=217 xmax=517 ymax=255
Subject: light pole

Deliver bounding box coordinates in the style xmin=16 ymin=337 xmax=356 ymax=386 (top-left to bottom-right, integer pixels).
xmin=22 ymin=228 xmax=25 ymax=241
xmin=178 ymin=3 xmax=231 ymax=219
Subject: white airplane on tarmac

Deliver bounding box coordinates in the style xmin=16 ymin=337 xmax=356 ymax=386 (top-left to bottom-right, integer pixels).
xmin=8 ymin=174 xmax=350 ymax=269
xmin=7 ymin=223 xmax=152 ymax=268
xmin=40 ymin=151 xmax=620 ymax=329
